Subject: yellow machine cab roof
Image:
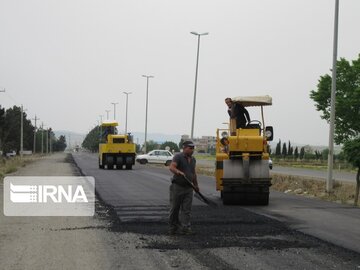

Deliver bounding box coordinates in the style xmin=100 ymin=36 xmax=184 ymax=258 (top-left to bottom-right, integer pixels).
xmin=232 ymin=95 xmax=272 ymax=107
xmin=101 ymin=120 xmax=118 ymax=127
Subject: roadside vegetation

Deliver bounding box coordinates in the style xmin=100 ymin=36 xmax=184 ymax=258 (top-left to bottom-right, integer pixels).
xmin=0 ymin=156 xmax=40 ymax=181
xmin=0 ymin=105 xmax=67 ymax=155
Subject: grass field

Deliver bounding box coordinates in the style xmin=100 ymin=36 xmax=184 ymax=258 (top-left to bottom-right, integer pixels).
xmin=0 ymin=155 xmax=40 ymax=181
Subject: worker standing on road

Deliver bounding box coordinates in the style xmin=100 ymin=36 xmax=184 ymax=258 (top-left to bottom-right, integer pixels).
xmin=168 ymin=140 xmax=199 ymax=235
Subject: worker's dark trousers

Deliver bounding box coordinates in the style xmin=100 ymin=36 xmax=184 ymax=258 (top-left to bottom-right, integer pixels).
xmin=169 ymin=183 xmax=193 ymax=229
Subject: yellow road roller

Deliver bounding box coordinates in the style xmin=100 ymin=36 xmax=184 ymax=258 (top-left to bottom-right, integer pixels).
xmin=98 ymin=120 xmax=136 ymax=170
xmin=215 ymin=95 xmax=274 ymax=205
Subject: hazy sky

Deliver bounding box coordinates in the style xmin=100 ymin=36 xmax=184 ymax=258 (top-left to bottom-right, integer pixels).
xmin=1 ymin=0 xmax=359 ymax=146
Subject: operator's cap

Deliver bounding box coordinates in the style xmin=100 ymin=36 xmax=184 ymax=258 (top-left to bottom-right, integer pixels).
xmin=182 ymin=140 xmax=195 ymax=148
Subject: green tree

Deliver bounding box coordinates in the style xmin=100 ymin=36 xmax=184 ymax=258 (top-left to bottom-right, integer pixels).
xmin=310 ymin=55 xmax=360 ymax=200
xmin=343 ymin=139 xmax=360 ymax=205
xmin=160 ymin=141 xmax=179 ymax=153
xmin=144 ymin=140 xmax=158 ymax=153
xmin=294 ymin=147 xmax=299 ymax=160
xmin=82 ymin=126 xmax=100 ymax=152
xmin=1 ymin=106 xmax=34 ymax=153
xmin=310 ymin=56 xmax=360 ymax=144
xmin=53 ymin=135 xmax=67 ymax=152
xmin=275 ymin=139 xmax=281 ymax=156
xmin=299 ymin=147 xmax=305 ymax=160
xmin=287 ymin=141 xmax=292 ymax=156
xmin=321 ymin=148 xmax=329 ymax=161
xmin=282 ymin=142 xmax=287 ymax=158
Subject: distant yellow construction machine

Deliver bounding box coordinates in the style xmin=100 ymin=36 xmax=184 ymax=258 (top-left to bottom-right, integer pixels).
xmin=215 ymin=95 xmax=274 ymax=205
xmin=98 ymin=120 xmax=136 ymax=170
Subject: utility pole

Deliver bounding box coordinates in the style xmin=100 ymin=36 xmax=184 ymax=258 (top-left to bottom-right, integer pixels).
xmin=46 ymin=128 xmax=49 ymax=154
xmin=32 ymin=115 xmax=39 ymax=154
xmin=111 ymin=102 xmax=118 ymax=121
xmin=41 ymin=123 xmax=44 ymax=154
xmin=142 ymin=75 xmax=154 ymax=153
xmin=20 ymin=105 xmax=24 ymax=158
xmin=327 ymin=0 xmax=339 ymax=193
xmin=49 ymin=133 xmax=52 ymax=154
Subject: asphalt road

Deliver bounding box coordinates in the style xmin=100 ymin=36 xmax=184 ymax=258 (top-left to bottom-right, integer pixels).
xmin=71 ymin=152 xmax=360 ymax=269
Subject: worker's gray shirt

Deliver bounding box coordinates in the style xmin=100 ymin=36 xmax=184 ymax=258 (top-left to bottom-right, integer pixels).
xmin=171 ymin=153 xmax=196 ymax=187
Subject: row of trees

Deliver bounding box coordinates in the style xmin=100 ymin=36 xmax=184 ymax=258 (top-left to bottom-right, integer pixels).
xmin=81 ymin=125 xmax=180 ymax=153
xmin=273 ymin=140 xmax=336 ymax=161
xmin=0 ymin=105 xmax=67 ymax=154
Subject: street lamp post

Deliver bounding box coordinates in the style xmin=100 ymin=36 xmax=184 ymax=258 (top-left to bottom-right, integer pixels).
xmin=190 ymin=31 xmax=208 ymax=139
xmin=111 ymin=102 xmax=118 ymax=121
xmin=326 ymin=0 xmax=340 ymax=193
xmin=142 ymin=75 xmax=154 ymax=153
xmin=123 ymin=92 xmax=132 ymax=134
xmin=105 ymin=110 xmax=111 ymax=120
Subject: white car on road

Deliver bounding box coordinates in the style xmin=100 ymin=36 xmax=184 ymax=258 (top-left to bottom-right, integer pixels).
xmin=136 ymin=150 xmax=173 ymax=166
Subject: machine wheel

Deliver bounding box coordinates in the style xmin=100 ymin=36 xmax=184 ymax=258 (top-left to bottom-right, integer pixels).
xmin=139 ymin=159 xmax=148 ymax=165
xmin=106 ymin=155 xmax=114 ymax=169
xmin=222 ymin=192 xmax=238 ymax=205
xmin=116 ymin=157 xmax=123 ymax=170
xmin=256 ymin=193 xmax=269 ymax=205
xmin=98 ymin=158 xmax=104 ymax=169
xmin=126 ymin=164 xmax=133 ymax=170
xmin=165 ymin=160 xmax=171 ymax=166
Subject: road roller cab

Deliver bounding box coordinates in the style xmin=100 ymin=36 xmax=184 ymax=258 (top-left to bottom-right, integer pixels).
xmin=216 ymin=95 xmax=274 ymax=205
xmin=98 ymin=120 xmax=136 ymax=170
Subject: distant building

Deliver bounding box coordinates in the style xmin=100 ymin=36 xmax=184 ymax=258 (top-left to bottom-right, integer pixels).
xmin=181 ymin=134 xmax=216 ymax=154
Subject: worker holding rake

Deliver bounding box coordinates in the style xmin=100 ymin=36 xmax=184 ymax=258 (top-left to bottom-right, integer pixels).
xmin=168 ymin=140 xmax=199 ymax=235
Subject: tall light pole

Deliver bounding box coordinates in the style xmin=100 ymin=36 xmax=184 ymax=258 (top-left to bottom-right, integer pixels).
xmin=111 ymin=102 xmax=118 ymax=120
xmin=105 ymin=110 xmax=111 ymax=120
xmin=123 ymin=91 xmax=132 ymax=134
xmin=190 ymin=31 xmax=208 ymax=139
xmin=142 ymin=75 xmax=154 ymax=153
xmin=326 ymin=0 xmax=340 ymax=193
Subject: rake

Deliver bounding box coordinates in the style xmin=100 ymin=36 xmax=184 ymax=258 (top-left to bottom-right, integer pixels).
xmin=183 ymin=176 xmax=218 ymax=208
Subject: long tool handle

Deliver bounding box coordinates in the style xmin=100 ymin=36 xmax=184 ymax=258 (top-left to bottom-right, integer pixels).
xmin=183 ymin=175 xmax=217 ymax=208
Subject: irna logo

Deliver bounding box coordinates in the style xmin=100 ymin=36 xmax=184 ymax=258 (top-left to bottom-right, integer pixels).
xmin=4 ymin=176 xmax=95 ymax=216
xmin=10 ymin=183 xmax=88 ymax=203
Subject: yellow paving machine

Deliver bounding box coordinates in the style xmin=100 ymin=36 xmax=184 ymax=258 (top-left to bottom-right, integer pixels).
xmin=98 ymin=120 xmax=136 ymax=170
xmin=215 ymin=96 xmax=274 ymax=205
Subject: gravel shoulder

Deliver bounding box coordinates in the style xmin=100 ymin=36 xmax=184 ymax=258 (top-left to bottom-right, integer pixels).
xmin=0 ymin=153 xmax=192 ymax=270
